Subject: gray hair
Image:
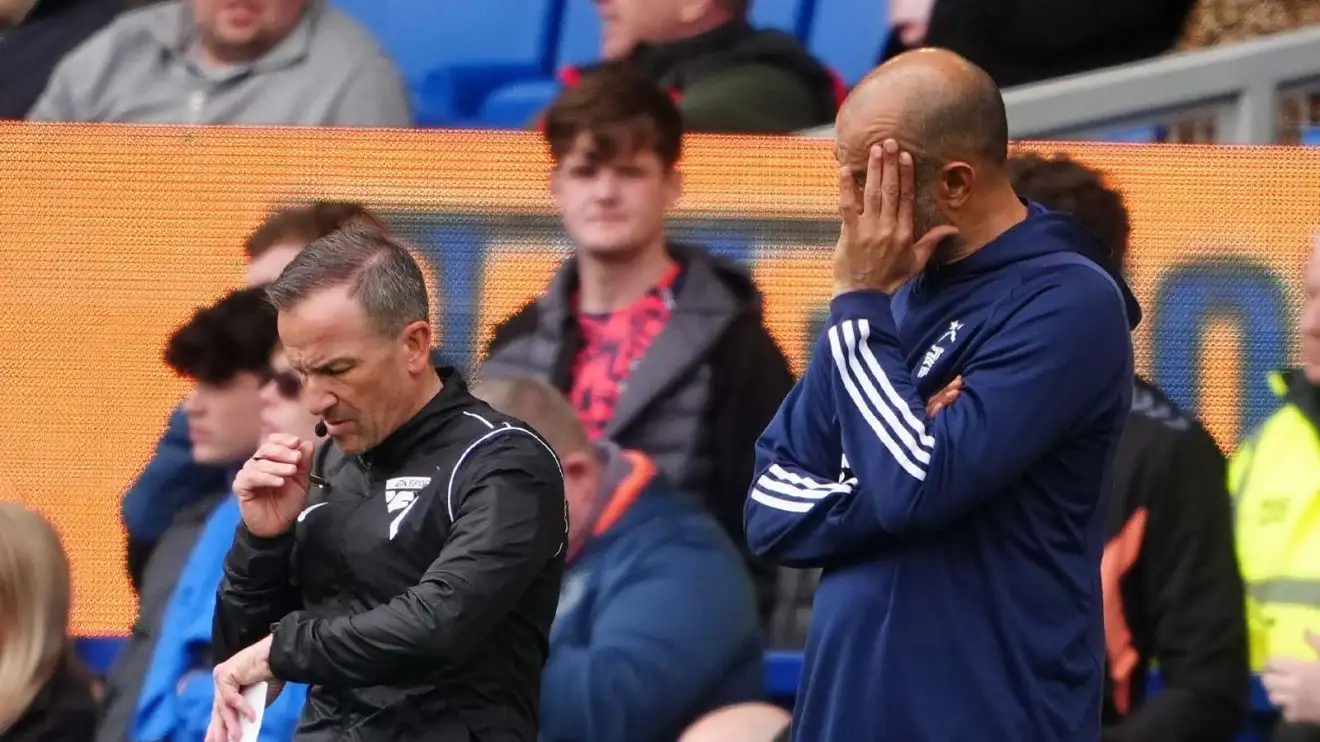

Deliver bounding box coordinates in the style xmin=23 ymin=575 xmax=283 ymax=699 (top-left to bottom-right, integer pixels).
xmin=265 ymin=220 xmax=429 ymax=337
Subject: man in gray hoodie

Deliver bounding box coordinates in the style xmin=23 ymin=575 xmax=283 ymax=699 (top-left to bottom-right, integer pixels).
xmin=29 ymin=0 xmax=411 ymax=126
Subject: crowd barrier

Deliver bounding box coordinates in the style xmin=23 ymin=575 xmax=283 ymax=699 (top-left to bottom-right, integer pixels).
xmin=0 ymin=123 xmax=1315 ymax=637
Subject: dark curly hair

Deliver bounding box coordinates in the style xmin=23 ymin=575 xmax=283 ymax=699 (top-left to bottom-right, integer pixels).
xmin=163 ymin=286 xmax=278 ymax=385
xmin=1008 ymin=152 xmax=1131 ymax=272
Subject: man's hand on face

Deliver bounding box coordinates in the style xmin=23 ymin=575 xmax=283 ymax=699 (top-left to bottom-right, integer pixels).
xmin=1263 ymin=630 xmax=1320 ymax=725
xmin=205 ymin=635 xmax=282 ymax=742
xmin=833 ymin=139 xmax=959 ymax=298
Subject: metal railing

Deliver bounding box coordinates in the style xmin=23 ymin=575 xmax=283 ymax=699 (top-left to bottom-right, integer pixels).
xmin=799 ymin=26 xmax=1320 ymax=144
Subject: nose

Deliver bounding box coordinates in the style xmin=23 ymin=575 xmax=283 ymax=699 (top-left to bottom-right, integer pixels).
xmin=259 ymin=377 xmax=279 ymax=405
xmin=182 ymin=389 xmax=202 ymax=416
xmin=301 ymin=376 xmax=337 ymax=417
xmin=590 ymin=169 xmax=622 ymax=201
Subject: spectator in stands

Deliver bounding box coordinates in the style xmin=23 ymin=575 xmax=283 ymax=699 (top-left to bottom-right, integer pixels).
xmin=1179 ymin=0 xmax=1320 ymax=49
xmin=0 ymin=0 xmax=122 ymax=119
xmin=96 ymin=287 xmax=279 ymax=742
xmin=471 ymin=377 xmax=762 ymax=742
xmin=120 ymin=201 xmax=379 ymax=593
xmin=129 ymin=344 xmax=310 ymax=742
xmin=565 ymin=0 xmax=840 ymax=133
xmin=1236 ymin=237 xmax=1320 ymax=742
xmin=28 ymin=0 xmax=411 ymax=125
xmin=0 ymin=503 xmax=96 ymax=742
xmin=1008 ymin=152 xmax=1249 ymax=742
xmin=885 ymin=0 xmax=1196 ymax=88
xmin=481 ymin=65 xmax=794 ymax=620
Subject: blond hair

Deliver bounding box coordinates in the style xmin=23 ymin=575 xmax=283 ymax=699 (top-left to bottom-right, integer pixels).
xmin=0 ymin=503 xmax=73 ymax=733
xmin=470 ymin=377 xmax=590 ymax=458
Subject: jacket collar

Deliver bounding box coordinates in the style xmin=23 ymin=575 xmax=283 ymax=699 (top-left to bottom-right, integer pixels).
xmin=358 ymin=366 xmax=468 ymax=473
xmin=631 ymin=20 xmax=753 ymax=84
xmin=1275 ymin=368 xmax=1320 ymax=431
xmin=537 ymin=244 xmax=744 ymax=437
xmin=569 ymin=444 xmax=657 ymax=564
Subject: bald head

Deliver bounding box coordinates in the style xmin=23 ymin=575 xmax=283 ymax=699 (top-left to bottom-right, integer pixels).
xmin=838 ymin=49 xmax=1008 ymax=174
xmin=471 ymin=377 xmax=590 ymax=458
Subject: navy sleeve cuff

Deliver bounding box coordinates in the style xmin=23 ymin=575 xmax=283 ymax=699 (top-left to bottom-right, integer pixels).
xmin=829 ymin=290 xmax=899 ymax=337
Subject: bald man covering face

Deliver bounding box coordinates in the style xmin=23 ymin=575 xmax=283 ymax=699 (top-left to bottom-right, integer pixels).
xmin=743 ymin=50 xmax=1142 ymax=742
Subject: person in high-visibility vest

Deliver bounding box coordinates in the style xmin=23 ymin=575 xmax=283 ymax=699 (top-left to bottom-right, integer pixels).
xmin=1235 ymin=237 xmax=1320 ymax=741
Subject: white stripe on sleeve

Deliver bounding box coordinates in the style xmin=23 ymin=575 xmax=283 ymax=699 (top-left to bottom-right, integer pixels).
xmin=856 ymin=319 xmax=934 ymax=448
xmin=829 ymin=322 xmax=928 ymax=481
xmin=749 ymin=465 xmax=855 ymax=513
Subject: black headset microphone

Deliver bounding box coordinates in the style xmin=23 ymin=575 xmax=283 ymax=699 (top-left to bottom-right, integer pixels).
xmin=314 ymin=420 xmax=328 ymax=438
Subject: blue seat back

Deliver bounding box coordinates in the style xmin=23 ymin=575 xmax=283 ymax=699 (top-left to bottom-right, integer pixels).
xmin=806 ymin=0 xmax=890 ymax=86
xmin=558 ymin=0 xmax=602 ymax=69
xmin=750 ymin=0 xmax=815 ymax=37
xmin=333 ymin=0 xmax=560 ymax=81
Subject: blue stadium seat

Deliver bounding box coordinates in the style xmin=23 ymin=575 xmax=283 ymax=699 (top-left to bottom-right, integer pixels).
xmin=1302 ymin=127 xmax=1320 ymax=146
xmin=479 ymin=79 xmax=563 ymax=128
xmin=558 ymin=0 xmax=602 ymax=69
xmin=750 ymin=0 xmax=815 ymax=37
xmin=1097 ymin=125 xmax=1165 ymax=143
xmin=806 ymin=0 xmax=890 ymax=86
xmin=77 ymin=636 xmax=126 ymax=677
xmin=333 ymin=0 xmax=562 ymax=125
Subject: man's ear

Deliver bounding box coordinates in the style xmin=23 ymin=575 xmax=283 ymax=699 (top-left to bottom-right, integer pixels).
xmin=664 ymin=167 xmax=683 ymax=210
xmin=940 ymin=161 xmax=976 ymax=209
xmin=549 ymin=167 xmax=564 ymax=211
xmin=401 ymin=320 xmax=434 ymax=373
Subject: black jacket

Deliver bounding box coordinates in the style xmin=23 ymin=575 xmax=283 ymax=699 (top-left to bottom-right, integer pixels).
xmin=213 ymin=369 xmax=566 ymax=742
xmin=0 ymin=0 xmax=122 ymax=119
xmin=1101 ymin=377 xmax=1249 ymax=742
xmin=480 ymin=244 xmax=794 ymax=621
xmin=564 ymin=21 xmax=841 ymax=134
xmin=4 ymin=653 xmax=96 ymax=742
xmin=891 ymin=0 xmax=1194 ymax=88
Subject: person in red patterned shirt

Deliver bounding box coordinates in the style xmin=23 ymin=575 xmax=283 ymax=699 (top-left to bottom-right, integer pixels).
xmin=482 ymin=63 xmax=794 ymax=621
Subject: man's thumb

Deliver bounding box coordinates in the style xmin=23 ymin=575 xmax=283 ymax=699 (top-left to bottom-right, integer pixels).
xmin=296 ymin=440 xmax=315 ymax=478
xmin=915 ymin=226 xmax=960 ymax=261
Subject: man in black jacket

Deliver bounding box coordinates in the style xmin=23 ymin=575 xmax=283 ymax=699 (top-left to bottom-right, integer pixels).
xmin=207 ymin=222 xmax=567 ymax=742
xmin=481 ymin=65 xmax=794 ymax=621
xmin=1007 ymin=152 xmax=1250 ymax=742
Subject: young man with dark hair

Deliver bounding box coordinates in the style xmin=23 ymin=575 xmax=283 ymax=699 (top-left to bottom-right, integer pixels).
xmin=120 ymin=201 xmax=376 ymax=592
xmin=209 ymin=224 xmax=566 ymax=742
xmin=97 ymin=286 xmax=282 ymax=742
xmin=483 ymin=64 xmax=795 ymax=620
xmin=1007 ymin=151 xmax=1249 ymax=742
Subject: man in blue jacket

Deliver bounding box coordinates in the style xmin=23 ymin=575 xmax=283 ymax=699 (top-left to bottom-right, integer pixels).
xmin=472 ymin=377 xmax=763 ymax=742
xmin=744 ymin=49 xmax=1140 ymax=741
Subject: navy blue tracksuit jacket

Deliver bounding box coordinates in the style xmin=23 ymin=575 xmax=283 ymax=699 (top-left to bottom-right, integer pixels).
xmin=745 ymin=202 xmax=1142 ymax=741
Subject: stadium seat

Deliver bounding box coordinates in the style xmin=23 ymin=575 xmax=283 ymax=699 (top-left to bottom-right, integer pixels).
xmin=1303 ymin=127 xmax=1320 ymax=146
xmin=77 ymin=636 xmax=126 ymax=677
xmin=333 ymin=0 xmax=562 ymax=125
xmin=750 ymin=0 xmax=815 ymax=37
xmin=806 ymin=0 xmax=891 ymax=86
xmin=1097 ymin=125 xmax=1165 ymax=143
xmin=479 ymin=79 xmax=563 ymax=128
xmin=558 ymin=0 xmax=603 ymax=69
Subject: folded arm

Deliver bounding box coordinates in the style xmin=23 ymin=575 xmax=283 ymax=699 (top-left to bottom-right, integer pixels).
xmin=746 ymin=274 xmax=1131 ymax=566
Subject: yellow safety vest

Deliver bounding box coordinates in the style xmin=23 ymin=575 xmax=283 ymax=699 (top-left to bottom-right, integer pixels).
xmin=1230 ymin=372 xmax=1320 ymax=671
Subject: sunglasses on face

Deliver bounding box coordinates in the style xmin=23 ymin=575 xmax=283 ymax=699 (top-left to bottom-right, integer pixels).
xmin=266 ymin=369 xmax=302 ymax=400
